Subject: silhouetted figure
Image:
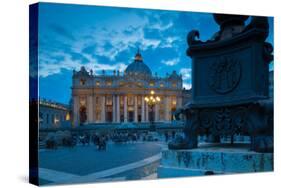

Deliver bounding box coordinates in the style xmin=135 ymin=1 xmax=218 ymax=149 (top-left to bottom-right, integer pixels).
xmin=231 ymin=135 xmax=234 ymax=145
xmin=172 ymin=131 xmax=176 ymax=139
xmin=79 ymin=134 xmax=86 ymax=146
xmin=165 ymin=131 xmax=169 ymax=142
xmin=98 ymin=135 xmax=107 ymax=151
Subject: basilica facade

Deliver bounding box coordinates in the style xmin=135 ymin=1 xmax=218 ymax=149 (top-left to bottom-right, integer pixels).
xmin=71 ymin=51 xmax=185 ymax=126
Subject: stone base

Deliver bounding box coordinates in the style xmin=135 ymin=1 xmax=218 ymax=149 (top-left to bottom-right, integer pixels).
xmin=158 ymin=166 xmax=224 ymax=178
xmin=158 ymin=143 xmax=273 ymax=178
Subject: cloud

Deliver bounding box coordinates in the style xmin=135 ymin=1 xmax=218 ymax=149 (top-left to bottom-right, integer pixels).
xmin=39 ymin=8 xmax=186 ymax=78
xmin=92 ymin=62 xmax=127 ymax=75
xmin=149 ymin=21 xmax=173 ymax=31
xmin=180 ymin=68 xmax=192 ymax=80
xmin=79 ymin=24 xmax=163 ymax=62
xmin=161 ymin=58 xmax=180 ymax=66
xmin=39 ymin=51 xmax=128 ymax=77
xmin=183 ymin=82 xmax=192 ymax=89
xmin=76 ymin=11 xmax=180 ymax=62
xmin=160 ymin=36 xmax=181 ymax=48
xmin=39 ymin=52 xmax=87 ymax=77
xmin=49 ymin=24 xmax=75 ymax=41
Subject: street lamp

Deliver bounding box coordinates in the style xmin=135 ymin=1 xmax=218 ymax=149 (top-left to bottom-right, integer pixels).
xmin=145 ymin=90 xmax=161 ymax=131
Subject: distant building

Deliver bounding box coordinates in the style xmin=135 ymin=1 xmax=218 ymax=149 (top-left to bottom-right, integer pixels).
xmin=39 ymin=99 xmax=71 ymax=129
xmin=182 ymin=89 xmax=192 ymax=106
xmin=71 ymin=50 xmax=190 ymax=126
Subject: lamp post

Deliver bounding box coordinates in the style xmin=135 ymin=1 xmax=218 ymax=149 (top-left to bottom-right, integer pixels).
xmin=145 ymin=90 xmax=161 ymax=131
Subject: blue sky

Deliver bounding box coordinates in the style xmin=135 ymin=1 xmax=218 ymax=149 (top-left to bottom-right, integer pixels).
xmin=37 ymin=3 xmax=273 ymax=104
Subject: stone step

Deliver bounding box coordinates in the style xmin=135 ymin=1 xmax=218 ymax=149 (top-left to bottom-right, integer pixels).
xmin=160 ymin=145 xmax=273 ymax=174
xmin=158 ymin=165 xmax=225 ymax=178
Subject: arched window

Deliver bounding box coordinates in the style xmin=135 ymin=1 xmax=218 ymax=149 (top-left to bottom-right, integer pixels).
xmin=79 ymin=106 xmax=87 ymax=124
xmin=149 ymin=82 xmax=155 ymax=86
xmin=106 ymin=81 xmax=112 ymax=86
xmin=80 ymin=79 xmax=86 ymax=85
xmin=65 ymin=113 xmax=70 ymax=121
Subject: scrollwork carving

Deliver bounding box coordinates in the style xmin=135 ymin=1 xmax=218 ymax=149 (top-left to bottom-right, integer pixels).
xmin=244 ymin=16 xmax=269 ymax=36
xmin=187 ymin=30 xmax=202 ymax=46
xmin=199 ymin=109 xmax=214 ymax=135
xmin=230 ymin=106 xmax=248 ymax=134
xmin=198 ymin=106 xmax=248 ymax=137
xmin=213 ymin=108 xmax=233 ymax=135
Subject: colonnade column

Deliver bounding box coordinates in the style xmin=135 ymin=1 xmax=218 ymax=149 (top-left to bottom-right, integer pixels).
xmin=101 ymin=96 xmax=105 ymax=122
xmin=116 ymin=95 xmax=120 ymax=123
xmin=176 ymin=96 xmax=182 ymax=109
xmin=141 ymin=96 xmax=145 ymax=122
xmin=87 ymin=95 xmax=94 ymax=123
xmin=134 ymin=96 xmax=138 ymax=122
xmin=145 ymin=102 xmax=149 ymax=122
xmin=164 ymin=96 xmax=170 ymax=121
xmin=73 ymin=96 xmax=79 ymax=127
xmin=155 ymin=103 xmax=159 ymax=122
xmin=93 ymin=95 xmax=96 ymax=123
xmin=112 ymin=95 xmax=116 ymax=122
xmin=124 ymin=96 xmax=128 ymax=122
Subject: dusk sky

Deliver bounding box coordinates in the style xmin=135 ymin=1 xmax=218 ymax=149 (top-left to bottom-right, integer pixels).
xmin=38 ymin=3 xmax=273 ymax=104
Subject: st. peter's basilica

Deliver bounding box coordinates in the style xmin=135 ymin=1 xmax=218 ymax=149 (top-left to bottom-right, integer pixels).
xmin=71 ymin=50 xmax=189 ymax=126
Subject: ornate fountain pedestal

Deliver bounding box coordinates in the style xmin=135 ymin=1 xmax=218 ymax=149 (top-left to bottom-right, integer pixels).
xmin=168 ymin=14 xmax=273 ymax=153
xmin=161 ymin=14 xmax=273 ymax=177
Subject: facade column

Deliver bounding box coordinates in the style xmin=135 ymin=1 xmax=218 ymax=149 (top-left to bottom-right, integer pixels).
xmin=134 ymin=96 xmax=138 ymax=122
xmin=176 ymin=96 xmax=182 ymax=109
xmin=124 ymin=96 xmax=128 ymax=122
xmin=93 ymin=95 xmax=96 ymax=123
xmin=73 ymin=96 xmax=79 ymax=127
xmin=87 ymin=95 xmax=94 ymax=123
xmin=101 ymin=95 xmax=106 ymax=122
xmin=112 ymin=95 xmax=116 ymax=123
xmin=165 ymin=96 xmax=170 ymax=121
xmin=176 ymin=96 xmax=182 ymax=120
xmin=141 ymin=96 xmax=145 ymax=122
xmin=116 ymin=95 xmax=120 ymax=123
xmin=155 ymin=103 xmax=159 ymax=122
xmin=145 ymin=102 xmax=149 ymax=122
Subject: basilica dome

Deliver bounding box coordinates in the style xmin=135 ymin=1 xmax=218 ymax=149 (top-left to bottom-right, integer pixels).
xmin=125 ymin=50 xmax=152 ymax=76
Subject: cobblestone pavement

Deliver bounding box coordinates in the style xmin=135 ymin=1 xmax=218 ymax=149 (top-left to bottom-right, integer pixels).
xmin=39 ymin=142 xmax=164 ymax=185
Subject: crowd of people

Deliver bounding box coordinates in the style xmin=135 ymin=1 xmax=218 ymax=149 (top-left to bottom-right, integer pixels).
xmin=76 ymin=131 xmax=180 ymax=145
xmin=44 ymin=130 xmax=184 ymax=150
xmin=73 ymin=133 xmax=108 ymax=150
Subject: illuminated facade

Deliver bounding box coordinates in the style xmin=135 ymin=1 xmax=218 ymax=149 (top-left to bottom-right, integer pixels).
xmin=39 ymin=99 xmax=70 ymax=129
xmin=71 ymin=51 xmax=185 ymax=126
